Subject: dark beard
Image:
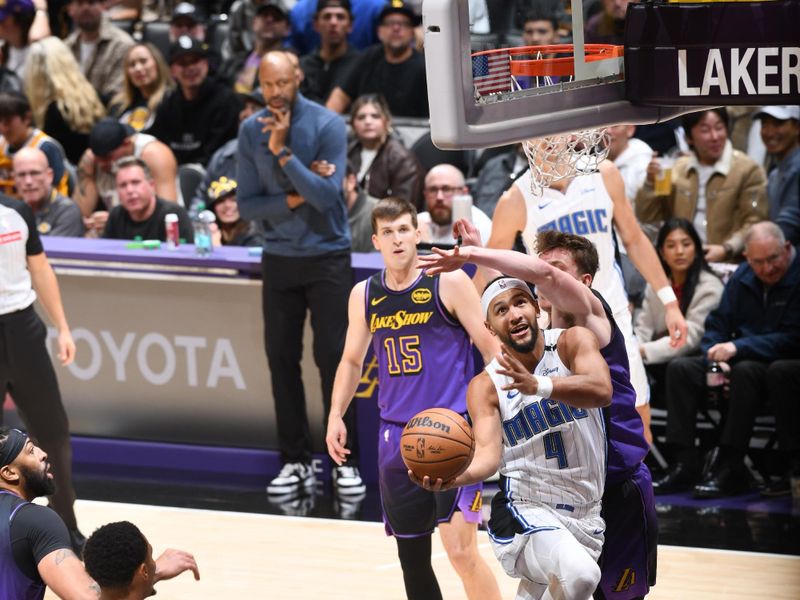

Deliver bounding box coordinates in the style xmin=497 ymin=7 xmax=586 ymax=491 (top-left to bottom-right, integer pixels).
xmin=500 ymin=323 xmax=539 ymax=354
xmin=21 ymin=464 xmax=56 ymax=498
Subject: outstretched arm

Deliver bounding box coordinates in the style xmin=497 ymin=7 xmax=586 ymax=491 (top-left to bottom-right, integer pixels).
xmin=420 ymin=230 xmax=611 ymax=346
xmin=326 ymin=282 xmax=373 ymax=465
xmin=602 ymin=161 xmax=688 ymax=347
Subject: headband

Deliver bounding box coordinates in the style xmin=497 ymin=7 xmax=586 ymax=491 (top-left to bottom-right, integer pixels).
xmin=0 ymin=429 xmax=27 ymax=468
xmin=481 ymin=277 xmax=534 ymax=318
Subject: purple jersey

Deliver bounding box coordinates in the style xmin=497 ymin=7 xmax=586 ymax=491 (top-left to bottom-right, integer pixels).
xmin=592 ymin=290 xmax=649 ymax=484
xmin=1 ymin=492 xmax=46 ymax=600
xmin=366 ymin=270 xmax=474 ymax=423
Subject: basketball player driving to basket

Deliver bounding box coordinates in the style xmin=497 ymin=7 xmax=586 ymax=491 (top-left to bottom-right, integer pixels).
xmin=325 ymin=197 xmax=501 ymax=600
xmin=488 ymin=136 xmax=688 ymax=444
xmin=419 ymin=220 xmax=658 ymax=600
xmin=412 ymin=274 xmax=613 ymax=600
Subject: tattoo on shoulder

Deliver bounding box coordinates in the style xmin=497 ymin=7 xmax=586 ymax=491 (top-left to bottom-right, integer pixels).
xmin=90 ymin=581 xmax=101 ymax=594
xmin=54 ymin=548 xmax=76 ymax=565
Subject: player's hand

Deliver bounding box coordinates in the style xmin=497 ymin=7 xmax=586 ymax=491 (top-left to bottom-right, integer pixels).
xmin=707 ymin=342 xmax=737 ymax=363
xmin=416 ymin=245 xmax=471 ymax=274
xmin=664 ymin=303 xmax=687 ymax=349
xmin=259 ymin=107 xmax=291 ymax=155
xmin=286 ymin=193 xmax=305 ymax=209
xmin=310 ymin=160 xmax=336 ymax=177
xmin=326 ymin=415 xmax=350 ymax=465
xmin=495 ymin=345 xmax=538 ymax=396
xmin=453 ymin=218 xmax=482 ymax=247
xmin=154 ymin=548 xmax=200 ymax=583
xmin=57 ymin=329 xmax=75 ymax=366
xmin=407 ymin=470 xmax=455 ymax=492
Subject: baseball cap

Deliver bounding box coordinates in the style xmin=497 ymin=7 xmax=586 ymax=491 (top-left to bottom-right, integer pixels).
xmin=0 ymin=0 xmax=34 ymax=20
xmin=753 ymin=105 xmax=800 ymax=121
xmin=89 ymin=118 xmax=135 ymax=157
xmin=168 ymin=35 xmax=209 ymax=64
xmin=316 ymin=0 xmax=351 ymax=15
xmin=378 ymin=0 xmax=421 ymax=26
xmin=256 ymin=1 xmax=289 ymax=19
xmin=171 ymin=2 xmax=205 ymax=24
xmin=237 ymin=88 xmax=266 ymax=108
xmin=207 ymin=176 xmax=238 ymax=205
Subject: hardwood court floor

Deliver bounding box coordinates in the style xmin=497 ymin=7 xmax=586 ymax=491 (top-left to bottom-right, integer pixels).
xmin=44 ymin=499 xmax=800 ymax=600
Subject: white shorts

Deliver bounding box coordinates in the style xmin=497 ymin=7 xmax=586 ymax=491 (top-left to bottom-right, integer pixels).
xmin=491 ymin=502 xmax=604 ymax=600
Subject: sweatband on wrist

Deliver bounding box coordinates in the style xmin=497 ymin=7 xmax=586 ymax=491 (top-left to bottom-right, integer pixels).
xmin=0 ymin=429 xmax=27 ymax=467
xmin=535 ymin=375 xmax=553 ymax=399
xmin=657 ymin=286 xmax=678 ymax=306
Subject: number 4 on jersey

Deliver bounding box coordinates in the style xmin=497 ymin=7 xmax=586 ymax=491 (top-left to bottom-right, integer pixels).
xmin=543 ymin=431 xmax=568 ymax=469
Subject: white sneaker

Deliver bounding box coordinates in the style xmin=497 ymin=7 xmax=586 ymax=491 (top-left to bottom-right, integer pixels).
xmin=333 ymin=465 xmax=366 ymax=495
xmin=267 ymin=462 xmax=315 ymax=495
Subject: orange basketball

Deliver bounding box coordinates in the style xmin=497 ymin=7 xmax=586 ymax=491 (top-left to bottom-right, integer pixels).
xmin=401 ymin=408 xmax=475 ymax=482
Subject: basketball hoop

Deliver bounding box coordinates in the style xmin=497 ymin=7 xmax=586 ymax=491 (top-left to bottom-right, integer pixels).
xmin=522 ymin=129 xmax=611 ymax=197
xmin=469 ymin=44 xmax=619 ymax=194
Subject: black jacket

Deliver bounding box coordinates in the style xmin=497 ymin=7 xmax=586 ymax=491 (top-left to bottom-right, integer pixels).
xmin=148 ymin=77 xmax=241 ymax=166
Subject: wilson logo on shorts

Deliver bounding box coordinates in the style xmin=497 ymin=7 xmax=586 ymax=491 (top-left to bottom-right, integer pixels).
xmin=614 ymin=568 xmax=636 ymax=592
xmin=411 ymin=288 xmax=432 ymax=304
xmin=469 ymin=491 xmax=483 ymax=513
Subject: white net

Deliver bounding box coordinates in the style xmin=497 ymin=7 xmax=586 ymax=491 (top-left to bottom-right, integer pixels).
xmin=522 ymin=128 xmax=611 ymax=196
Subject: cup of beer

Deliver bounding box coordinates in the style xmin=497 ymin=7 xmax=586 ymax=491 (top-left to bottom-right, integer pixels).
xmin=654 ymin=156 xmax=674 ymax=196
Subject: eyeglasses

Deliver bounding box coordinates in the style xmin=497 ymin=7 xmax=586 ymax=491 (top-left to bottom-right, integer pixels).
xmin=748 ymin=253 xmax=784 ymax=268
xmin=424 ymin=185 xmax=459 ymax=196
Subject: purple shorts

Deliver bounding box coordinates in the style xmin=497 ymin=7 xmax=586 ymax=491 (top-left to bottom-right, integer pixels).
xmin=597 ymin=462 xmax=658 ymax=599
xmin=378 ymin=420 xmax=483 ymax=537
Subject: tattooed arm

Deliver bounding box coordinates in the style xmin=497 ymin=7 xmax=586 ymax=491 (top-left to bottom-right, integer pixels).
xmin=73 ymin=149 xmax=100 ymax=218
xmin=38 ymin=547 xmax=100 ymax=599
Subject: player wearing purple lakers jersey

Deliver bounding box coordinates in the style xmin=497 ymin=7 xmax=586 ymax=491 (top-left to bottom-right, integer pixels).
xmin=326 ymin=198 xmax=502 ymax=600
xmin=419 ymin=223 xmax=657 ymax=600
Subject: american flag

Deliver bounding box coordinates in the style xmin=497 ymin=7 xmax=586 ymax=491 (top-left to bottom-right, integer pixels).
xmin=472 ymin=51 xmax=511 ymax=95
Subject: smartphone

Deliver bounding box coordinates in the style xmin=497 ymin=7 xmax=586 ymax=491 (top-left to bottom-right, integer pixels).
xmin=452 ymin=194 xmax=473 ymax=223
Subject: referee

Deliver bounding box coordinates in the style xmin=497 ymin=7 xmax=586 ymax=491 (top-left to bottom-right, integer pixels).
xmin=0 ymin=194 xmax=83 ymax=553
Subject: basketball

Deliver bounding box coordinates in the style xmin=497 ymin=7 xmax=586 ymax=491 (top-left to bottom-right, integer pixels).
xmin=401 ymin=408 xmax=475 ymax=482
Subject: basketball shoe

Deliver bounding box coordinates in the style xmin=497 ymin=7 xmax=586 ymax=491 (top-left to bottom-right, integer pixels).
xmin=267 ymin=462 xmax=316 ymax=495
xmin=333 ymin=465 xmax=366 ymax=496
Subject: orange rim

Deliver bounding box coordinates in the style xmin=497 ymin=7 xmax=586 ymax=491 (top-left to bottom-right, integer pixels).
xmin=472 ymin=44 xmax=624 ymax=78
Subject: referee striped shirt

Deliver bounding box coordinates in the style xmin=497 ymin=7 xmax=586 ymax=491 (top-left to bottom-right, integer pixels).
xmin=0 ymin=196 xmax=42 ymax=315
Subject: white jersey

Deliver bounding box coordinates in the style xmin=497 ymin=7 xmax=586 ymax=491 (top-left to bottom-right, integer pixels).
xmin=517 ymin=170 xmax=629 ymax=318
xmin=517 ymin=170 xmax=652 ymax=406
xmin=486 ymin=329 xmax=606 ymax=509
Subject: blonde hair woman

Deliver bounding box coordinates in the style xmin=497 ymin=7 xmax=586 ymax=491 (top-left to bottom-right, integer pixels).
xmin=24 ymin=36 xmax=105 ymax=163
xmin=110 ymin=43 xmax=174 ymax=132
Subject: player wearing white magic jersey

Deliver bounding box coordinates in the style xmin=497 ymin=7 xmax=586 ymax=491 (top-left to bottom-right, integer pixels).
xmin=489 ymin=159 xmax=688 ymax=441
xmin=413 ymin=277 xmax=612 ymax=600
xmin=486 ymin=327 xmax=606 ymax=510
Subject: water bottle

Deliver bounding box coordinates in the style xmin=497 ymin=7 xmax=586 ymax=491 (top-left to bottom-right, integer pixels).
xmin=706 ymin=361 xmax=725 ymax=409
xmin=193 ymin=202 xmax=214 ymax=256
